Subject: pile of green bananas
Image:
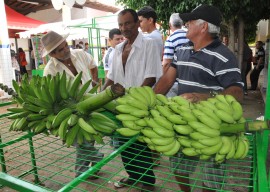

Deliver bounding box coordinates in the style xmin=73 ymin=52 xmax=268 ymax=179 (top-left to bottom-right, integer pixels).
xmin=115 ymin=87 xmax=250 ymax=162
xmin=6 ymin=72 xmax=124 ymax=147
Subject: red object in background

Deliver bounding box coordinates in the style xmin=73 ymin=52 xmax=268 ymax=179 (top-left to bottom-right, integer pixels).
xmin=5 ymin=5 xmax=46 ymax=38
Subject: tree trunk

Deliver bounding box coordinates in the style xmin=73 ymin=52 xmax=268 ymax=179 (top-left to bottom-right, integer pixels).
xmin=228 ymin=20 xmax=235 ymax=53
xmin=237 ymin=16 xmax=244 ymax=70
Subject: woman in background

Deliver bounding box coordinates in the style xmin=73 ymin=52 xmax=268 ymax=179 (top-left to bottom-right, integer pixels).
xmin=18 ymin=47 xmax=28 ymax=75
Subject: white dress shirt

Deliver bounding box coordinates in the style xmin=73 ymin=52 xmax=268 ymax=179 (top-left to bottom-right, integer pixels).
xmin=107 ymin=32 xmax=162 ymax=88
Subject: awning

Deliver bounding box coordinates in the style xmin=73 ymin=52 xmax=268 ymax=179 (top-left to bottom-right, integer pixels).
xmin=5 ymin=5 xmax=45 ymax=38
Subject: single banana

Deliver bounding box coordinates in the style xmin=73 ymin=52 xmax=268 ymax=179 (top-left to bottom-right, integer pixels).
xmin=127 ymin=100 xmax=148 ymax=111
xmin=191 ymin=141 xmax=208 ymax=149
xmin=189 ymin=132 xmax=210 ymax=140
xmin=154 ymin=117 xmax=173 ymax=130
xmin=116 ymin=104 xmax=141 ymax=114
xmin=122 ymin=120 xmax=143 ymax=130
xmin=215 ymin=94 xmax=229 ymax=104
xmin=177 ymin=137 xmax=192 ymax=147
xmin=199 ymin=100 xmax=217 ymax=111
xmin=156 ymin=105 xmax=174 ymax=118
xmin=150 ymin=109 xmax=161 ymax=118
xmin=116 ymin=114 xmax=140 ymax=121
xmin=156 ymin=94 xmax=169 ymax=105
xmin=219 ymin=136 xmax=233 ymax=155
xmin=240 ymin=138 xmax=249 ymax=159
xmin=181 ymin=111 xmax=197 ymax=122
xmin=200 ymin=154 xmax=211 ymax=160
xmin=198 ymin=136 xmax=222 ymax=147
xmin=130 ymin=109 xmax=149 ymax=118
xmin=151 ymin=137 xmax=175 ymax=146
xmin=155 ymin=139 xmax=177 ymax=152
xmin=188 ymin=122 xmax=220 ymax=137
xmin=201 ymin=142 xmax=222 ymax=155
xmin=215 ymin=101 xmax=233 ymax=115
xmin=116 ymin=127 xmax=140 ymax=137
xmin=78 ymin=118 xmax=98 ymax=134
xmin=135 ymin=118 xmax=148 ymax=127
xmin=234 ymin=138 xmax=246 ymax=159
xmin=141 ymin=128 xmax=162 ymax=138
xmin=182 ymin=147 xmax=198 ymax=156
xmin=143 ymin=86 xmax=156 ymax=107
xmin=162 ymin=140 xmax=181 ymax=156
xmin=215 ymin=109 xmax=235 ymax=124
xmin=196 ymin=114 xmax=220 ymax=130
xmin=167 ymin=114 xmax=187 ymax=125
xmin=226 ymin=139 xmax=236 ymax=159
xmin=224 ymin=94 xmax=237 ymax=104
xmin=172 ymin=96 xmax=190 ymax=106
xmin=215 ymin=153 xmax=226 ymax=163
xmin=231 ymin=101 xmax=243 ymax=121
xmin=153 ymin=126 xmax=175 ymax=138
xmin=173 ymin=124 xmax=193 ymax=135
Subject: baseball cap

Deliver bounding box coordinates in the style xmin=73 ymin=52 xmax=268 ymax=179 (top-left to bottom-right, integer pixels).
xmin=179 ymin=5 xmax=222 ymax=27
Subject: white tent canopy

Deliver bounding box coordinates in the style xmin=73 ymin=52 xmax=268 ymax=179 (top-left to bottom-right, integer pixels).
xmin=18 ymin=15 xmax=119 ymax=40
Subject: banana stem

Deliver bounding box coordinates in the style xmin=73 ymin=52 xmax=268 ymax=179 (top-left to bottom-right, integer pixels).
xmin=220 ymin=121 xmax=269 ymax=133
xmin=76 ymin=83 xmax=125 ymax=114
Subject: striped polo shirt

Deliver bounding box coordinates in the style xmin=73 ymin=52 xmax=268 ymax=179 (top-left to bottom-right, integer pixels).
xmin=171 ymin=38 xmax=244 ymax=95
xmin=163 ymin=29 xmax=189 ymax=60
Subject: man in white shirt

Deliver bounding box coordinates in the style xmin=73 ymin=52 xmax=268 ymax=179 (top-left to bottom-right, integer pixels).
xmin=137 ymin=6 xmax=163 ymax=59
xmin=103 ymin=9 xmax=162 ymax=191
xmin=41 ymin=31 xmax=101 ymax=180
xmin=103 ymin=28 xmax=124 ymax=75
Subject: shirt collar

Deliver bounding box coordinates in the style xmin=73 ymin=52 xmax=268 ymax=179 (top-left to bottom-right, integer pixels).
xmin=118 ymin=32 xmax=143 ymax=50
xmin=187 ymin=37 xmax=222 ymax=50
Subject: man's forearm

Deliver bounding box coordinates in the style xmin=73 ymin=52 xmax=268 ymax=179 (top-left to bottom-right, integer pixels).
xmin=141 ymin=77 xmax=156 ymax=87
xmin=162 ymin=59 xmax=172 ymax=74
xmin=101 ymin=79 xmax=114 ymax=91
xmin=222 ymin=86 xmax=244 ymax=103
xmin=90 ymin=67 xmax=98 ymax=82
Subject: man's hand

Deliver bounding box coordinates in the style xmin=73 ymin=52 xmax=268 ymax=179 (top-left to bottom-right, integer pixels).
xmin=180 ymin=93 xmax=209 ymax=103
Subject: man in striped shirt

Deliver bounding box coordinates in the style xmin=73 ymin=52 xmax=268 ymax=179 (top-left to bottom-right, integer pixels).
xmin=154 ymin=4 xmax=243 ymax=192
xmin=162 ymin=13 xmax=189 ymax=73
xmin=163 ymin=13 xmax=189 ymax=97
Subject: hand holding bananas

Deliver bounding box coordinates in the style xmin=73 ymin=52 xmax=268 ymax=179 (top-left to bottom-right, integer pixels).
xmin=6 ymin=72 xmax=125 ymax=147
xmin=114 ymin=86 xmax=268 ymax=163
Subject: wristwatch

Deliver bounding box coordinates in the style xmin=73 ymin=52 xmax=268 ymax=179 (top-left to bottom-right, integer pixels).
xmin=209 ymin=90 xmax=218 ymax=98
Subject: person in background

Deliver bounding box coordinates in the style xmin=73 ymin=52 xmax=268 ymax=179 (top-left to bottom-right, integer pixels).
xmin=11 ymin=48 xmax=20 ymax=82
xmin=30 ymin=47 xmax=36 ymax=70
xmin=102 ymin=9 xmax=162 ymax=191
xmin=249 ymin=41 xmax=265 ymax=90
xmin=79 ymin=41 xmax=84 ymax=49
xmin=163 ymin=13 xmax=189 ymax=97
xmin=18 ymin=47 xmax=28 ymax=75
xmin=222 ymin=36 xmax=229 ymax=46
xmin=242 ymin=41 xmax=252 ymax=95
xmin=137 ymin=6 xmax=163 ymax=59
xmin=103 ymin=28 xmax=124 ymax=75
xmin=84 ymin=42 xmax=91 ymax=54
xmin=153 ymin=5 xmax=243 ymax=192
xmin=41 ymin=31 xmax=102 ymax=180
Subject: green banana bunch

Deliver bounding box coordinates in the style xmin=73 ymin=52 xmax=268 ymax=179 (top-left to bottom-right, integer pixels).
xmin=6 ymin=72 xmax=125 ymax=148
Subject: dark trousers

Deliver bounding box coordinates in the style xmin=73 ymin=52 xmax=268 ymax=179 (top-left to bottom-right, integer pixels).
xmin=119 ymin=138 xmax=156 ymax=185
xmin=20 ymin=66 xmax=27 ymax=75
xmin=250 ymin=65 xmax=264 ymax=90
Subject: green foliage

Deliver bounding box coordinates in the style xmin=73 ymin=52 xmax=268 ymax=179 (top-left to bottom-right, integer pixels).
xmin=116 ymin=0 xmax=270 ymax=40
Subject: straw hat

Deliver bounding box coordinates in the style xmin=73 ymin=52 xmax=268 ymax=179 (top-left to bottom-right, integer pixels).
xmin=41 ymin=31 xmax=69 ymax=57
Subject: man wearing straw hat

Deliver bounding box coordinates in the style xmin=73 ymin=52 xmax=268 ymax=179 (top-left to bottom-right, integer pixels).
xmin=41 ymin=31 xmax=102 ymax=180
